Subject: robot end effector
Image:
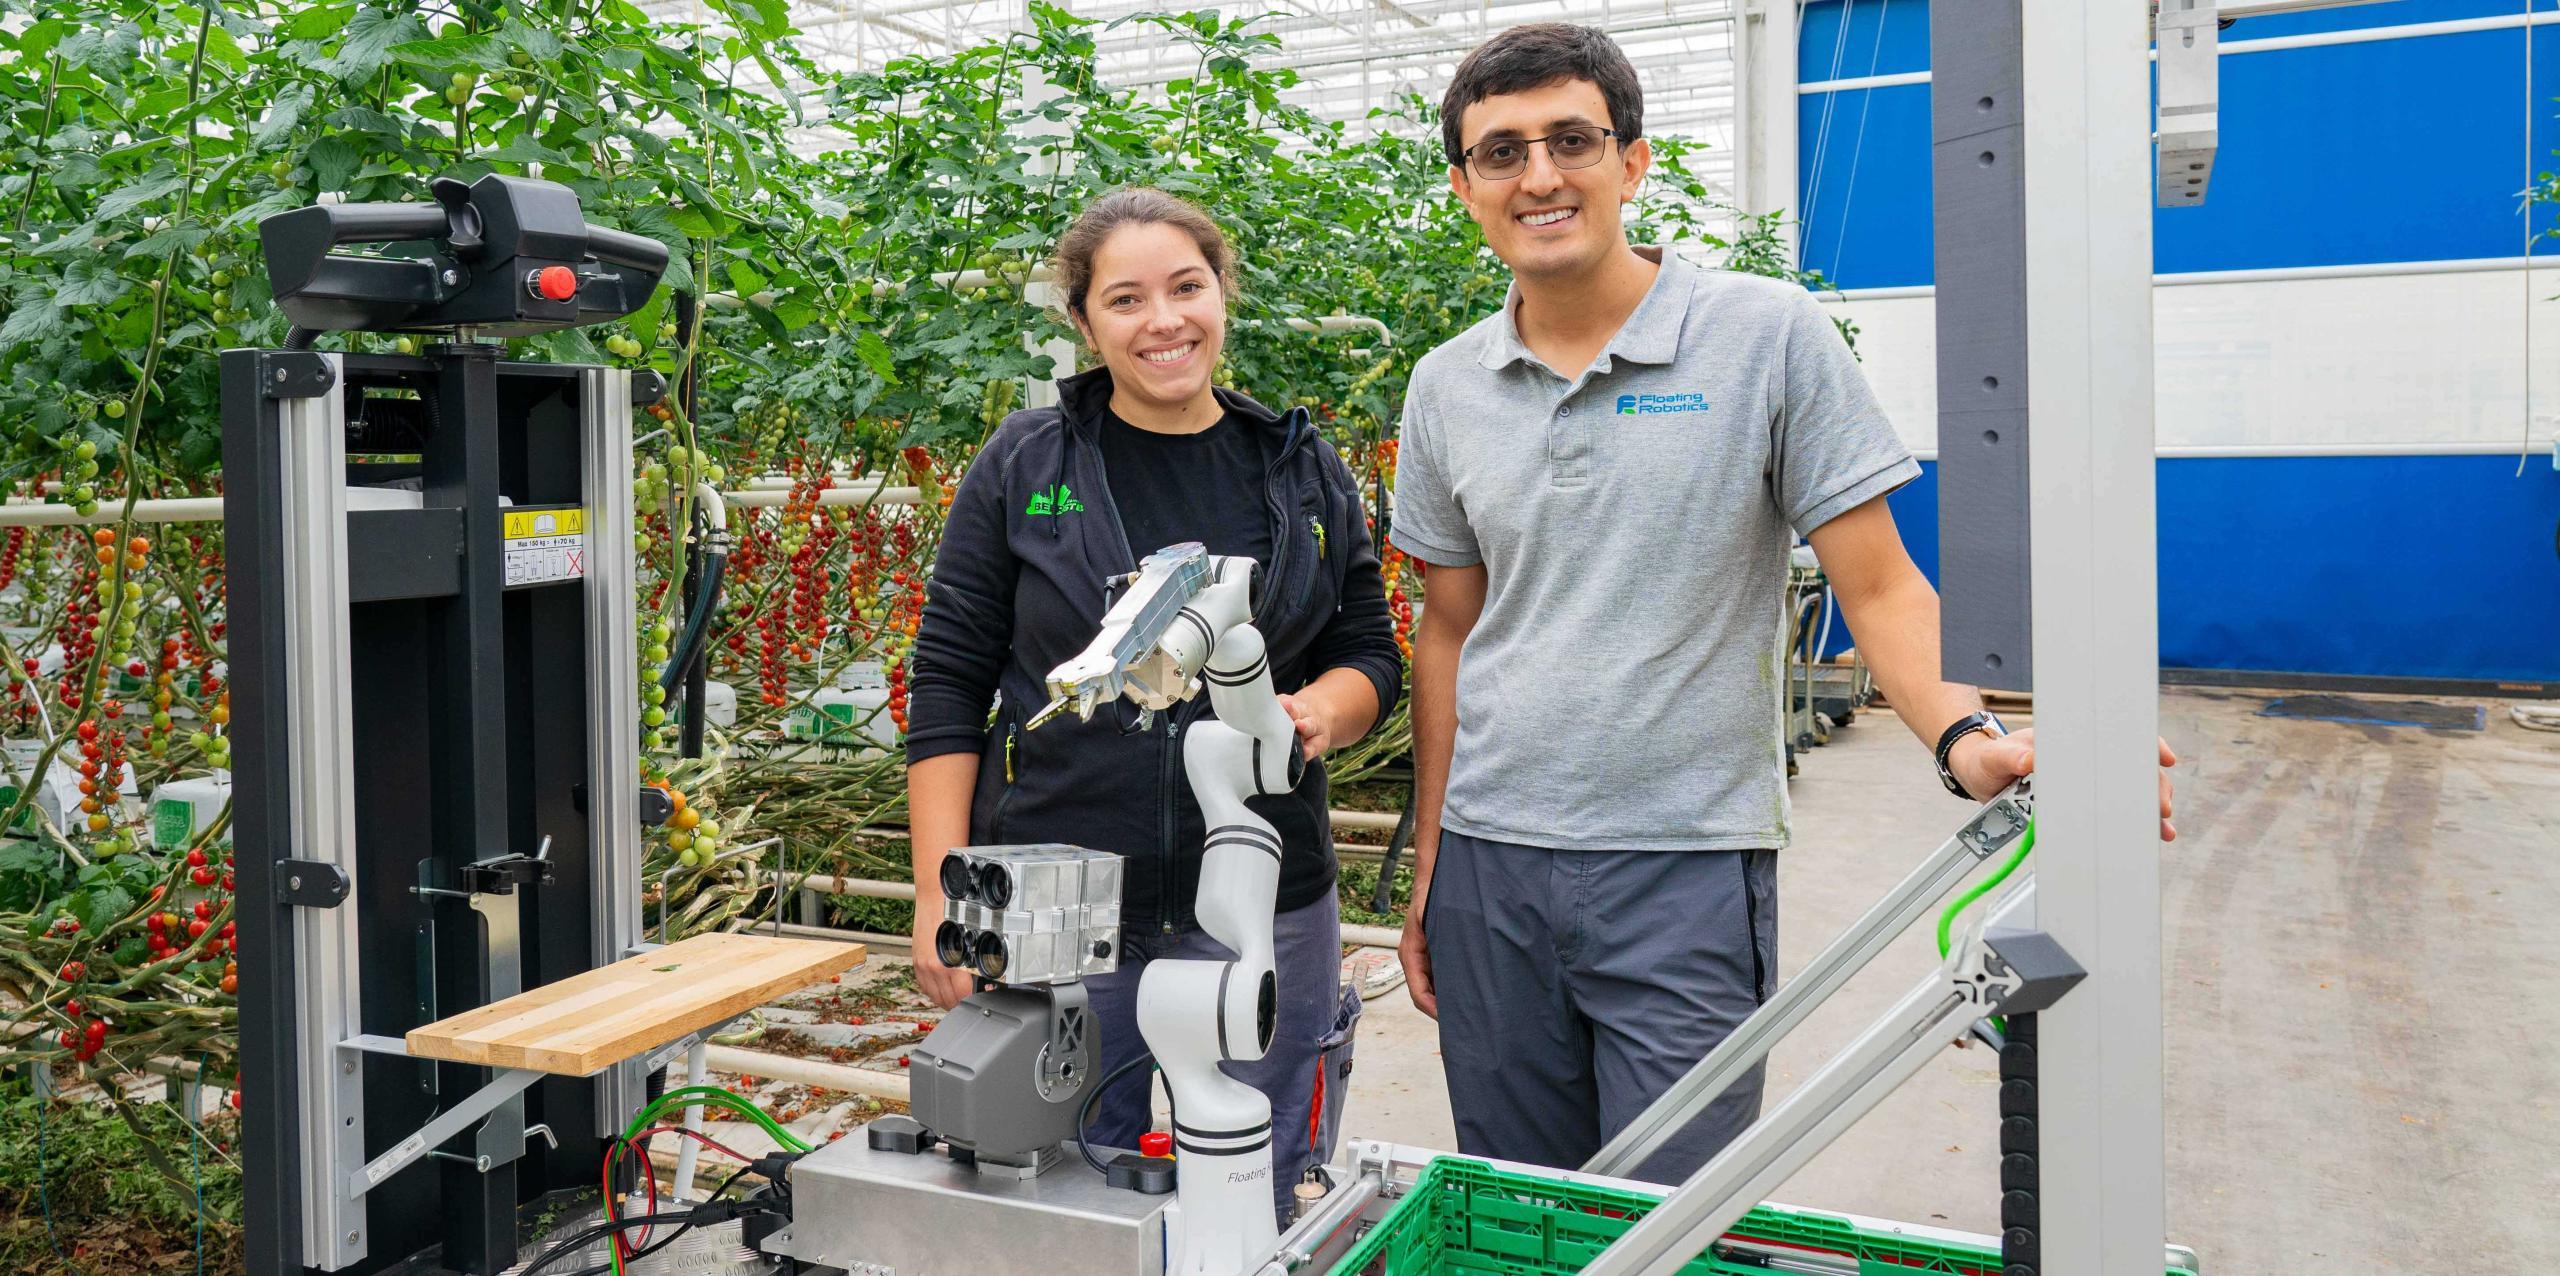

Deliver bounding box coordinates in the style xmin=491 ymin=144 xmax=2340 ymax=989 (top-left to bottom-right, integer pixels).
xmin=1030 ymin=542 xmax=1247 ymax=730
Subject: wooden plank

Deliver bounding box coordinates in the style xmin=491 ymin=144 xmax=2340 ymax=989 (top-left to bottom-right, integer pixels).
xmin=405 ymin=932 xmax=865 ymax=1076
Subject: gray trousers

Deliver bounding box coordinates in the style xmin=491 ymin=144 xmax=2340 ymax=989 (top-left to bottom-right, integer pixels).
xmin=1083 ymin=892 xmax=1343 ymax=1220
xmin=1429 ymin=831 xmax=1778 ymax=1185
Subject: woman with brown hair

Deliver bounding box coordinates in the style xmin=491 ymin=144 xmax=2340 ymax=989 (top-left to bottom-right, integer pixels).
xmin=901 ymin=187 xmax=1402 ymax=1216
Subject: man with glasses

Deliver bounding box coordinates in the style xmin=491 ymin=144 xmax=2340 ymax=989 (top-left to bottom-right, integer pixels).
xmin=1386 ymin=24 xmax=2177 ymax=1181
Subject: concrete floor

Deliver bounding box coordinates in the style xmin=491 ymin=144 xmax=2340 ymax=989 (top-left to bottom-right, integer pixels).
xmin=1334 ymin=686 xmax=2560 ymax=1271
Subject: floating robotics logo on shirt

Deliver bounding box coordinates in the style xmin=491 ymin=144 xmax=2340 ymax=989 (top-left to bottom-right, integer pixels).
xmin=1616 ymin=392 xmax=1712 ymax=417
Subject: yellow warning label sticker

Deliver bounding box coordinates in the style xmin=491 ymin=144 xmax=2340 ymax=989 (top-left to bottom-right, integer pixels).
xmin=503 ymin=508 xmax=587 ymax=539
xmin=502 ymin=508 xmax=588 ymax=587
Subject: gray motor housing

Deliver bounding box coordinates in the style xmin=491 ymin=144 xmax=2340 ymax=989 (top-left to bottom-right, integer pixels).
xmin=910 ymin=982 xmax=1095 ymax=1164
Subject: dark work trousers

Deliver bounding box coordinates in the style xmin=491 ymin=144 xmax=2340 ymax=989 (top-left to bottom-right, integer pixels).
xmin=1083 ymin=892 xmax=1344 ymax=1222
xmin=1428 ymin=831 xmax=1779 ymax=1185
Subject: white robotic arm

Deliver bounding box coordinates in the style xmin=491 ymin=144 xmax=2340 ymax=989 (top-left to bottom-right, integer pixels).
xmin=1039 ymin=542 xmax=1298 ymax=1275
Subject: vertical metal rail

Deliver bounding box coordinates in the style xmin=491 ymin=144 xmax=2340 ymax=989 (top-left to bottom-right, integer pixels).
xmin=2017 ymin=2 xmax=2165 ymax=1270
xmin=231 ymin=349 xmax=371 ymax=1270
xmin=425 ymin=342 xmax=518 ymax=1272
xmin=583 ymin=366 xmax=647 ymax=1138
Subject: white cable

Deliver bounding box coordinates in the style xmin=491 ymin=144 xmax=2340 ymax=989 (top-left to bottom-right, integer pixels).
xmin=1801 ymin=0 xmax=1861 ymax=253
xmin=1825 ymin=0 xmax=1893 ymax=282
xmin=2522 ymin=0 xmax=2538 ymax=477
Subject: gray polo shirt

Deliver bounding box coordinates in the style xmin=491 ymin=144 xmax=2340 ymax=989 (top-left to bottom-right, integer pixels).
xmin=1389 ymin=247 xmax=1917 ymax=851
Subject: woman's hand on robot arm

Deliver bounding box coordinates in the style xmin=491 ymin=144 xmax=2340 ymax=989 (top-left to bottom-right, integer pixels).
xmin=1274 ymin=692 xmax=1334 ymax=760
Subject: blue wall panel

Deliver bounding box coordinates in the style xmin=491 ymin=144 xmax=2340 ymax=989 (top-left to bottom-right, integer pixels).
xmin=1796 ymin=4 xmax=2560 ymax=286
xmin=2223 ymin=0 xmax=2556 ymax=42
xmin=1850 ymin=458 xmax=2560 ymax=684
xmin=1797 ymin=84 xmax=1934 ymax=288
xmin=2156 ymin=29 xmax=2560 ymax=271
xmin=1799 ymin=0 xmax=1931 ymax=82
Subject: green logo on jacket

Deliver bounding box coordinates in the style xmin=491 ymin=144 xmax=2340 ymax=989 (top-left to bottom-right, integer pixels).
xmin=1026 ymin=484 xmax=1085 ymax=517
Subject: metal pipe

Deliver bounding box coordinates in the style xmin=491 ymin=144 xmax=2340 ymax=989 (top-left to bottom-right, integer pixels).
xmin=0 ymin=496 xmax=226 ymax=526
xmin=703 ymin=1043 xmax=910 ymax=1102
xmin=721 ymin=484 xmax=921 ymax=510
xmin=1266 ymin=1170 xmax=1386 ymax=1271
xmin=782 ymin=872 xmax=1405 ymax=948
xmin=1284 ymin=315 xmax=1395 ymax=345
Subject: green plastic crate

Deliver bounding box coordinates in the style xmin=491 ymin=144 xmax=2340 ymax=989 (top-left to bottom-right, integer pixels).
xmin=1324 ymin=1157 xmax=2200 ymax=1276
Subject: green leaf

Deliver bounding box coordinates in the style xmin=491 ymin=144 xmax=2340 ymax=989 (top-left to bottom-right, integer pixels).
xmin=252 ymin=86 xmax=315 ymax=148
xmin=853 ymin=329 xmax=899 ymax=381
xmin=319 ymin=7 xmax=428 ymax=81
xmin=483 ymin=138 xmax=572 ymax=167
xmin=500 ymin=17 xmax=564 ymax=61
xmin=125 ymin=223 xmax=211 ymax=261
xmin=75 ymin=884 xmax=134 ymax=932
xmin=278 ymin=4 xmax=354 ymax=40
xmin=389 ymin=33 xmax=509 ymax=71
xmin=94 ymin=171 xmax=186 ymax=222
xmin=1 ymin=301 xmax=71 ymax=347
xmin=306 ymin=136 xmax=361 ymax=190
xmin=55 ymin=259 xmax=131 ymax=307
xmin=323 ymin=106 xmax=411 ymax=138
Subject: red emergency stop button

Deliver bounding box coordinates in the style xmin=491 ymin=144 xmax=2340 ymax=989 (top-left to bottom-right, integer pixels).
xmin=530 ymin=265 xmax=578 ymax=301
xmin=1139 ymin=1131 xmax=1172 ymax=1158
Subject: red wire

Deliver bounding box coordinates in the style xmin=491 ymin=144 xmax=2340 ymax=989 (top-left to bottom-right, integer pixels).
xmin=598 ymin=1123 xmax=758 ymax=1262
xmin=634 ymin=1123 xmax=757 ymax=1166
xmin=601 ymin=1134 xmax=659 ymax=1261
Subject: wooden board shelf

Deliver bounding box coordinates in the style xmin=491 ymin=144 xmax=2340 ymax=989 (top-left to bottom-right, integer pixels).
xmin=405 ymin=931 xmax=866 ymax=1076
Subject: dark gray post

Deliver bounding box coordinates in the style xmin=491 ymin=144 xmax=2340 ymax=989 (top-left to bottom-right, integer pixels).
xmin=1931 ymin=0 xmax=2033 ymax=691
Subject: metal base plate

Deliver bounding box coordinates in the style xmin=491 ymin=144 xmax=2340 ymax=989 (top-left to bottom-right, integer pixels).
xmin=766 ymin=1122 xmax=1171 ymax=1275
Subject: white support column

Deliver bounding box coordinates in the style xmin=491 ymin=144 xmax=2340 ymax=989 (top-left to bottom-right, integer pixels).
xmin=1016 ymin=64 xmax=1076 ymax=410
xmin=2020 ymin=3 xmax=2164 ymax=1272
xmin=1735 ymin=0 xmax=1801 ymax=264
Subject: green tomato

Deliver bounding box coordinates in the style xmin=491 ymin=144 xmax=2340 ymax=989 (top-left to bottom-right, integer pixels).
xmin=153 ymin=711 xmax=171 ymax=730
xmin=668 ymin=831 xmax=693 ymax=852
xmin=509 ymin=50 xmax=533 ymax=68
xmin=693 ymin=819 xmax=720 ymax=840
xmin=210 ymin=307 xmax=230 ymax=325
xmin=74 ymin=460 xmax=97 ymax=481
xmin=395 ymin=337 xmax=417 ymax=355
xmin=269 ymin=159 xmax=292 ymax=182
xmin=70 ymin=484 xmax=94 ymax=503
xmin=633 ymin=532 xmax=652 ymax=553
xmin=74 ymin=440 xmax=97 ymax=459
xmin=123 ymin=582 xmax=143 ymax=603
xmin=642 ymin=682 xmax=665 ymax=706
xmin=450 ymin=71 xmax=477 ymax=90
xmin=74 ymin=500 xmax=98 ymax=518
xmin=444 ymin=85 xmax=471 ymax=106
xmin=678 ymin=848 xmax=703 ymax=867
xmin=651 ymin=618 xmax=674 ymax=643
xmin=644 ymin=643 xmax=669 ymax=665
xmin=210 ymin=270 xmax=232 ymax=288
xmin=703 ymin=464 xmax=725 ymax=483
xmin=501 ymin=84 xmax=527 ymax=104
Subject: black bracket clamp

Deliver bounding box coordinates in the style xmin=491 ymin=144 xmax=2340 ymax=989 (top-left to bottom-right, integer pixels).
xmin=276 ymin=860 xmax=352 ymax=908
xmin=257 ymin=351 xmax=336 ymax=400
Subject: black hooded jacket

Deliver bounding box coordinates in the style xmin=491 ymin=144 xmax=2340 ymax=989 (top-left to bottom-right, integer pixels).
xmin=904 ymin=367 xmax=1403 ymax=934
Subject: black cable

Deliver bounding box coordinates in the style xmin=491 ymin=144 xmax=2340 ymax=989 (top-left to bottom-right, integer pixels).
xmin=567 ymin=1163 xmax=761 ymax=1276
xmin=518 ymin=1205 xmax=770 ymax=1276
xmin=1077 ymin=1049 xmax=1158 ymax=1175
xmin=656 ymin=549 xmax=728 ymax=702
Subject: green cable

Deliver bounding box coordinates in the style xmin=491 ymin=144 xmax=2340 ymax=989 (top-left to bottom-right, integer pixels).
xmin=629 ymin=1084 xmax=813 ymax=1152
xmin=1936 ymin=817 xmax=2036 ymax=958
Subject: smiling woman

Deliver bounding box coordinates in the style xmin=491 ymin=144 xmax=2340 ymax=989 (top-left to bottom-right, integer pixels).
xmin=901 ymin=187 xmax=1407 ymax=1223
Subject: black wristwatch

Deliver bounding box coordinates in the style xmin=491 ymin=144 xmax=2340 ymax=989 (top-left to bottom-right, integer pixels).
xmin=1933 ymin=710 xmax=2005 ymax=800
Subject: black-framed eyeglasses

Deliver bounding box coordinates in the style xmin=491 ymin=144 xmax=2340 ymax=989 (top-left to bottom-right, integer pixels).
xmin=1461 ymin=126 xmax=1620 ymax=181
